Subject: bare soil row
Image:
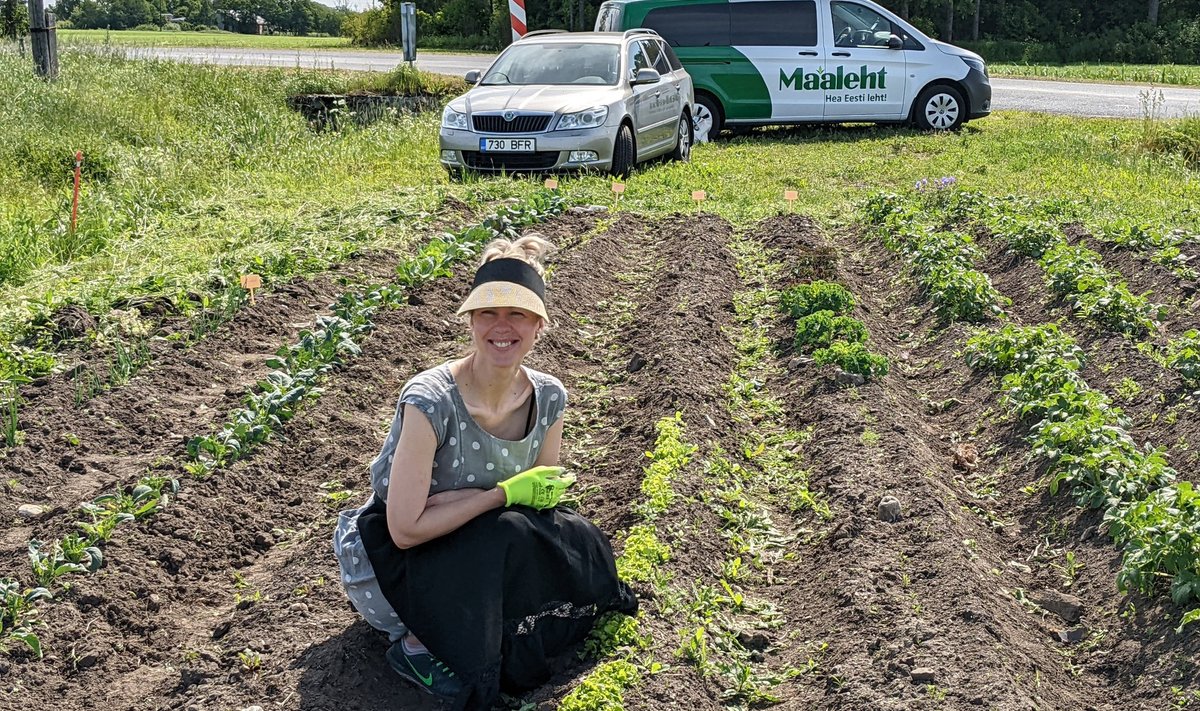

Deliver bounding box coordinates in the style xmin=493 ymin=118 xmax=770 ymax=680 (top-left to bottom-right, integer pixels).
xmin=3 ymin=209 xmax=1196 ymax=711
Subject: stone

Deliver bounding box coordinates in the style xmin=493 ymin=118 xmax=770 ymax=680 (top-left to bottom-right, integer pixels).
xmin=253 ymin=531 xmax=275 ymax=551
xmin=17 ymin=504 xmax=45 ymax=520
xmin=878 ymin=496 xmax=902 ymax=522
xmin=626 ymin=354 xmax=646 ymax=373
xmin=289 ymin=602 xmax=309 ymax=614
xmin=910 ymin=667 xmax=936 ymax=683
xmin=835 ymin=370 xmax=866 ymax=386
xmin=147 ymin=594 xmax=163 ymax=612
xmin=1057 ymin=627 xmax=1088 ymax=644
xmin=1006 ymin=561 xmax=1032 ymax=574
xmin=74 ymin=653 xmax=100 ymax=670
xmin=1032 ymin=590 xmax=1084 ymax=623
xmin=241 ymin=706 xmax=264 ymax=711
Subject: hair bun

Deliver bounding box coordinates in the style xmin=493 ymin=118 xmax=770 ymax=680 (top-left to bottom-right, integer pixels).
xmin=479 ymin=232 xmax=556 ymax=276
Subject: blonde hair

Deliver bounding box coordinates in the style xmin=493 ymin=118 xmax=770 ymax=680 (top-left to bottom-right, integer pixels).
xmin=478 ymin=233 xmax=555 ymax=276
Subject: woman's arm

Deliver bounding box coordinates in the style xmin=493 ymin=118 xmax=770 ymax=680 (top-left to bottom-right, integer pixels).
xmin=386 ymin=404 xmax=506 ymax=549
xmin=534 ymin=416 xmax=564 ymax=467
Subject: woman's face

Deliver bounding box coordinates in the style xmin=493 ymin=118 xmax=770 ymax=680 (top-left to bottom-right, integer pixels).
xmin=469 ymin=307 xmax=543 ymax=368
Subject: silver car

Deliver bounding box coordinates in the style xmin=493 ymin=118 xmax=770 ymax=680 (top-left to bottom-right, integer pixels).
xmin=439 ymin=29 xmax=695 ymax=178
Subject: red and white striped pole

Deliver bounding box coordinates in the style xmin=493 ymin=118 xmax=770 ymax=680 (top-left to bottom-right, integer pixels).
xmin=509 ymin=0 xmax=526 ymax=43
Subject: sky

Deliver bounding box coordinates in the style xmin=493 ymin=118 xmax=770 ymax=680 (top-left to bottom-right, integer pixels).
xmin=314 ymin=0 xmax=381 ymax=11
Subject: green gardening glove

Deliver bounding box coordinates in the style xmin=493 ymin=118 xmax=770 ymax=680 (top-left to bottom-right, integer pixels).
xmin=497 ymin=465 xmax=576 ymax=509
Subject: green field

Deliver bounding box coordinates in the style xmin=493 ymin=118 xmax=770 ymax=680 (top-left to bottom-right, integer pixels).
xmin=2 ymin=45 xmax=1198 ymax=362
xmin=59 ymin=29 xmax=355 ymax=49
xmin=991 ymin=62 xmax=1200 ymax=86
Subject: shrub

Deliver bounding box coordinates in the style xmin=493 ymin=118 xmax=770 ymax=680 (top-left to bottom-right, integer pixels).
xmin=793 ymin=310 xmax=867 ymax=350
xmin=779 ymin=281 xmax=855 ymax=319
xmin=132 ymin=23 xmax=161 ymax=31
xmin=813 ymin=340 xmax=889 ymax=380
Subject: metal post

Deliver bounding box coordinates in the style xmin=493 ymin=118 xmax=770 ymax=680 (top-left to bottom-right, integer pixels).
xmin=399 ymin=2 xmax=416 ymax=64
xmin=26 ymin=0 xmax=56 ymax=79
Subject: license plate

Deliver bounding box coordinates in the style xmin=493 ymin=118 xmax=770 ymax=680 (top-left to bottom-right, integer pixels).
xmin=479 ymin=137 xmax=536 ymax=152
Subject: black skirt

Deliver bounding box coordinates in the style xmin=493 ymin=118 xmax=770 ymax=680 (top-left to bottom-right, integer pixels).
xmin=358 ymin=497 xmax=638 ymax=710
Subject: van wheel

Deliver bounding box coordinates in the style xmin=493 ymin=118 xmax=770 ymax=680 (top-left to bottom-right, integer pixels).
xmin=913 ymin=84 xmax=965 ymax=131
xmin=611 ymin=124 xmax=635 ymax=178
xmin=669 ymin=112 xmax=693 ymax=163
xmin=693 ymin=95 xmax=723 ymax=142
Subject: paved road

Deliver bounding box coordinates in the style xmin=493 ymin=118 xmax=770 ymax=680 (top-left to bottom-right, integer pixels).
xmin=129 ymin=46 xmax=1200 ymax=119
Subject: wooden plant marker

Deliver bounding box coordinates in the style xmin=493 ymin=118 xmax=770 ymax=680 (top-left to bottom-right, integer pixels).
xmin=544 ymin=178 xmax=559 ymax=190
xmin=240 ymin=274 xmax=262 ymax=305
xmin=784 ymin=190 xmax=798 ymax=211
xmin=611 ymin=181 xmax=625 ymax=203
xmin=691 ymin=190 xmax=707 ymax=209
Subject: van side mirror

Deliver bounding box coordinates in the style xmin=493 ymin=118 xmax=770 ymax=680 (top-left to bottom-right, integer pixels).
xmin=886 ymin=35 xmax=903 ymax=49
xmin=632 ymin=68 xmax=661 ymax=85
xmin=465 ymin=70 xmax=481 ymax=84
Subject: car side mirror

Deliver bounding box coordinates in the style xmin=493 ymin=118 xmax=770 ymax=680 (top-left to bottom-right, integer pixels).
xmin=632 ymin=68 xmax=661 ymax=85
xmin=886 ymin=34 xmax=903 ymax=49
xmin=465 ymin=70 xmax=481 ymax=84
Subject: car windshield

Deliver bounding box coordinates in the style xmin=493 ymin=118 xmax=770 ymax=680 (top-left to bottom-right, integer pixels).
xmin=480 ymin=42 xmax=621 ymax=86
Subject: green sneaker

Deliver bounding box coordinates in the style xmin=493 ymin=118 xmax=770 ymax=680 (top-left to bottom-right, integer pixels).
xmin=386 ymin=641 xmax=463 ymax=699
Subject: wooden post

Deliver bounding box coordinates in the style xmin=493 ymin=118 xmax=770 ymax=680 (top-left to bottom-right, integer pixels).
xmin=27 ymin=0 xmax=57 ymax=80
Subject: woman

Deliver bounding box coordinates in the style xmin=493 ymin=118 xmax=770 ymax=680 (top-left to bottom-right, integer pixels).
xmin=333 ymin=234 xmax=636 ymax=710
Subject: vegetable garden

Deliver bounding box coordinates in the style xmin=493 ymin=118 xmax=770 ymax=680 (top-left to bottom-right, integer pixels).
xmin=3 ymin=48 xmax=1200 ymax=711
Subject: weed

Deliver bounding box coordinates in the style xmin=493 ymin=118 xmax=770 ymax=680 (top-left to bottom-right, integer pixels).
xmin=859 ymin=428 xmax=881 ymax=447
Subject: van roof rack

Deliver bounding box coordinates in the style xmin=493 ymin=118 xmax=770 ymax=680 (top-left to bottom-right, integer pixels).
xmin=520 ymin=29 xmax=569 ymax=39
xmin=623 ymin=28 xmax=660 ymax=37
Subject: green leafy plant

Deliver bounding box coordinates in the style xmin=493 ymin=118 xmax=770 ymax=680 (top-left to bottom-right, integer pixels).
xmin=1165 ymin=330 xmax=1200 ymax=385
xmin=793 ymin=310 xmax=867 ymax=350
xmin=0 ymin=578 xmax=51 ymax=657
xmin=813 ymin=340 xmax=889 ymax=380
xmin=557 ymin=659 xmax=641 ymax=711
xmin=779 ymin=281 xmax=855 ymax=319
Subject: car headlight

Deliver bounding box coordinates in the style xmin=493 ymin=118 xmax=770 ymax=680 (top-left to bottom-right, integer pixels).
xmin=442 ymin=106 xmax=469 ymax=130
xmin=555 ymin=106 xmax=609 ymax=131
xmin=960 ymin=56 xmax=988 ymax=77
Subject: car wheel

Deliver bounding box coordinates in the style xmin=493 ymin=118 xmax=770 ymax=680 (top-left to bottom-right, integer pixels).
xmin=693 ymin=94 xmax=723 ymax=142
xmin=669 ymin=112 xmax=693 ymax=163
xmin=913 ymin=84 xmax=965 ymax=131
xmin=611 ymin=124 xmax=635 ymax=179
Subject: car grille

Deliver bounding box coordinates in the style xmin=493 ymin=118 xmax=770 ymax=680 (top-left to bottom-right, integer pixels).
xmin=462 ymin=151 xmax=560 ymax=171
xmin=472 ymin=114 xmax=552 ymax=133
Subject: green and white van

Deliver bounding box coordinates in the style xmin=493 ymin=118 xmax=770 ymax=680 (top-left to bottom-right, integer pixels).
xmin=594 ymin=0 xmax=991 ymax=138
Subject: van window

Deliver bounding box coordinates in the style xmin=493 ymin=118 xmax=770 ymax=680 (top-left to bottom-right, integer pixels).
xmin=641 ymin=4 xmax=731 ymax=47
xmin=731 ymin=1 xmax=817 ymax=47
xmin=830 ymin=2 xmax=904 ymax=48
xmin=595 ymin=3 xmax=622 ymax=32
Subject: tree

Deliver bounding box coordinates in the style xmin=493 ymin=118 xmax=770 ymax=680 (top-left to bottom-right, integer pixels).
xmin=1147 ymin=0 xmax=1160 ymax=24
xmin=1 ymin=0 xmax=28 ymax=39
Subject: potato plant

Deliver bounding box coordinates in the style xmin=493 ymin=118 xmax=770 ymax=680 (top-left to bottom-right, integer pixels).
xmin=861 ymin=193 xmax=1009 ymax=323
xmin=1165 ymin=330 xmax=1200 ymax=384
xmin=1096 ymin=220 xmax=1198 ymax=280
xmin=967 ymin=324 xmax=1200 ymax=608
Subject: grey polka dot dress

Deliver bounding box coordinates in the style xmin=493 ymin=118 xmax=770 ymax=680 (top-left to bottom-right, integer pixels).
xmin=332 ymin=362 xmax=567 ymax=640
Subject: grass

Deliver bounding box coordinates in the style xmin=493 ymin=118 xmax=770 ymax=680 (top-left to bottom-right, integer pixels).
xmin=60 ymin=29 xmax=354 ymax=49
xmin=58 ymin=29 xmax=493 ymax=53
xmin=991 ymin=63 xmax=1200 ymax=87
xmin=0 ymin=45 xmax=492 ymax=359
xmin=3 ymin=44 xmax=1200 ymax=380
